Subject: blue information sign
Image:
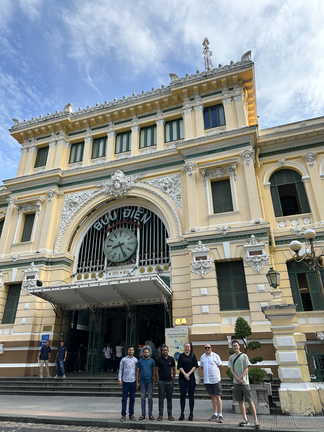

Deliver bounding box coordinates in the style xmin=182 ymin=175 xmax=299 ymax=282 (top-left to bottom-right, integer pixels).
xmin=39 ymin=341 xmax=47 ymax=346
xmin=42 ymin=334 xmax=50 ymax=341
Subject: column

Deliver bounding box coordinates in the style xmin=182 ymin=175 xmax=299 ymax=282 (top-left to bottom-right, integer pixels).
xmin=131 ymin=125 xmax=140 ymax=156
xmin=222 ymin=97 xmax=235 ymax=130
xmin=37 ymin=190 xmax=61 ymax=251
xmin=156 ymin=119 xmax=165 ymax=150
xmin=182 ymin=108 xmax=193 ymax=140
xmin=23 ymin=146 xmax=38 ymax=176
xmin=53 ymin=139 xmax=70 ymax=170
xmin=302 ymin=153 xmax=324 ymax=222
xmin=0 ymin=198 xmax=15 ymax=255
xmin=45 ymin=140 xmax=56 ymax=171
xmin=182 ymin=162 xmax=199 ymax=229
xmin=234 ymin=93 xmax=247 ymax=127
xmin=82 ymin=135 xmax=93 ymax=166
xmin=240 ymin=149 xmax=262 ymax=221
xmin=194 ymin=105 xmax=205 ymax=137
xmin=106 ymin=131 xmax=116 ymax=161
xmin=16 ymin=147 xmax=28 ymax=176
xmin=263 ymin=302 xmax=322 ymax=415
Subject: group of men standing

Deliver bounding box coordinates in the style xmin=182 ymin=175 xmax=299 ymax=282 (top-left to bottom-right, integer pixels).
xmin=118 ymin=340 xmax=260 ymax=429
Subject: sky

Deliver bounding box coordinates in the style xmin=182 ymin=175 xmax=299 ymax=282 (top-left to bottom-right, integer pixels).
xmin=1 ymin=0 xmax=324 ymax=184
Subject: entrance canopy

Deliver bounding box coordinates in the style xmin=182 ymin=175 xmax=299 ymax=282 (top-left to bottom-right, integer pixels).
xmin=28 ymin=275 xmax=172 ymax=310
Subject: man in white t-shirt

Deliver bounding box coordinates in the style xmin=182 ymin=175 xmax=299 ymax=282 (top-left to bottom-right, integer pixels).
xmin=116 ymin=343 xmax=124 ymax=371
xmin=200 ymin=344 xmax=223 ymax=423
xmin=103 ymin=343 xmax=112 ymax=371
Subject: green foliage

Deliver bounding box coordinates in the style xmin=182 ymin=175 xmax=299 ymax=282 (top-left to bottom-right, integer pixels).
xmin=234 ymin=316 xmax=252 ymax=340
xmin=248 ymin=367 xmax=267 ymax=384
xmin=248 ymin=341 xmax=261 ymax=351
xmin=228 ymin=348 xmax=234 ymax=355
xmin=250 ymin=356 xmax=263 ymax=364
xmin=226 ymin=367 xmax=233 ymax=380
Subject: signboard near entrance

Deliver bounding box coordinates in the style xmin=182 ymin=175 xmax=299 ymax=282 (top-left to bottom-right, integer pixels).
xmin=165 ymin=327 xmax=189 ymax=364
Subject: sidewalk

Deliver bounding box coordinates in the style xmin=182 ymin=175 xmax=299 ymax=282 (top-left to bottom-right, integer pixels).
xmin=0 ymin=395 xmax=323 ymax=431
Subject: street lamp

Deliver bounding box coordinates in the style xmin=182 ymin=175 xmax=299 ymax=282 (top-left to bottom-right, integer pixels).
xmin=289 ymin=229 xmax=324 ymax=305
xmin=266 ymin=267 xmax=280 ymax=289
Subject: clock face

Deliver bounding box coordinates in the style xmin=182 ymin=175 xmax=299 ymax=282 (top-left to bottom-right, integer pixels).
xmin=103 ymin=228 xmax=138 ymax=263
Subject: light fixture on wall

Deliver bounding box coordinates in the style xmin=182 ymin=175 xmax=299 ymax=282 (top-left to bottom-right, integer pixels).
xmin=266 ymin=267 xmax=280 ymax=289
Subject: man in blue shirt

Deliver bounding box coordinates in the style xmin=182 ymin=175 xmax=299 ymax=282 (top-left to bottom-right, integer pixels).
xmin=118 ymin=346 xmax=138 ymax=422
xmin=37 ymin=340 xmax=51 ymax=378
xmin=55 ymin=340 xmax=67 ymax=378
xmin=136 ymin=347 xmax=156 ymax=420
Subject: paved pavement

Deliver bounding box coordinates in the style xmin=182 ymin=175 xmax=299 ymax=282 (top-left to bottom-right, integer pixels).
xmin=0 ymin=395 xmax=323 ymax=431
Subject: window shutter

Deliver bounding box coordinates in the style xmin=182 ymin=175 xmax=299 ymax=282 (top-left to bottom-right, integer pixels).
xmin=288 ymin=272 xmax=302 ymax=311
xmin=211 ymin=180 xmax=233 ymax=213
xmin=296 ymin=182 xmax=311 ymax=214
xmin=306 ymin=272 xmax=324 ymax=311
xmin=270 ymin=186 xmax=282 ymax=217
xmin=21 ymin=213 xmax=35 ymax=242
xmin=216 ymin=261 xmax=249 ymax=311
xmin=40 ymin=147 xmax=49 ymax=166
xmin=232 ymin=262 xmax=249 ymax=310
xmin=2 ymin=284 xmax=21 ymax=324
xmin=34 ymin=150 xmax=41 ymax=167
xmin=218 ymin=277 xmax=234 ymax=310
xmin=0 ymin=219 xmax=4 ymax=238
xmin=222 ymin=179 xmax=234 ymax=212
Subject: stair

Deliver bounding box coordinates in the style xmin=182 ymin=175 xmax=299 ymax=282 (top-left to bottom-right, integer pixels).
xmin=0 ymin=375 xmax=280 ymax=401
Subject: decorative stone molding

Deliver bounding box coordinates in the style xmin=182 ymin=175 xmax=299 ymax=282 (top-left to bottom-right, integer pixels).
xmin=244 ymin=235 xmax=269 ymax=273
xmin=116 ymin=153 xmax=130 ymax=160
xmin=140 ymin=148 xmax=156 ymax=155
xmin=95 ymin=170 xmax=143 ymax=198
xmin=221 ymin=97 xmax=232 ymax=105
xmin=141 ymin=174 xmax=182 ymax=213
xmin=302 ymin=152 xmax=317 ymax=168
xmin=182 ymin=108 xmax=192 ymax=116
xmin=29 ymin=146 xmax=38 ymax=154
xmin=233 ymin=93 xmax=244 ymax=102
xmin=131 ymin=125 xmax=140 ymax=133
xmin=84 ymin=136 xmax=93 ymax=144
xmin=278 ymin=158 xmax=286 ymax=167
xmin=11 ymin=254 xmax=20 ymax=262
xmin=156 ymin=106 xmax=163 ymax=117
xmin=240 ymin=149 xmax=254 ymax=167
xmin=7 ymin=197 xmax=15 ymax=210
xmin=194 ymin=91 xmax=201 ymax=103
xmin=206 ymin=128 xmax=225 ymax=136
xmin=15 ymin=200 xmax=42 ymax=216
xmin=107 ymin=131 xmax=116 ymax=139
xmin=217 ymin=226 xmax=231 ymax=235
xmin=69 ymin=163 xmax=82 ymax=170
xmin=0 ymin=272 xmax=3 ymax=288
xmin=46 ymin=190 xmax=55 ymax=203
xmin=194 ymin=105 xmax=204 ymax=112
xmin=316 ymin=331 xmax=324 ymax=341
xmin=166 ymin=143 xmax=176 ymax=149
xmin=22 ymin=262 xmax=40 ymax=291
xmin=57 ymin=139 xmax=71 ymax=149
xmin=20 ymin=146 xmax=28 ymax=154
xmin=92 ymin=158 xmax=106 ymax=165
xmin=156 ymin=119 xmax=165 ymax=126
xmin=33 ymin=167 xmax=45 ymax=174
xmin=183 ymin=94 xmax=190 ymax=107
xmin=200 ymin=162 xmax=237 ymax=185
xmin=190 ymin=241 xmax=214 ymax=278
xmin=49 ymin=140 xmax=56 ymax=148
xmin=290 ymin=226 xmax=305 ymax=236
xmin=182 ymin=162 xmax=196 ymax=176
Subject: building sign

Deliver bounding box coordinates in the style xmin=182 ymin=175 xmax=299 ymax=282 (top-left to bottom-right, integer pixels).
xmin=165 ymin=326 xmax=189 ymax=365
xmin=93 ymin=207 xmax=151 ymax=232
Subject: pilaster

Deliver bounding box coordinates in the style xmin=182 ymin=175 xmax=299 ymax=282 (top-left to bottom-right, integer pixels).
xmin=16 ymin=147 xmax=28 ymax=176
xmin=45 ymin=139 xmax=56 ymax=170
xmin=182 ymin=162 xmax=199 ymax=229
xmin=82 ymin=135 xmax=93 ymax=166
xmin=240 ymin=149 xmax=262 ymax=221
xmin=222 ymin=97 xmax=235 ymax=130
xmin=194 ymin=105 xmax=204 ymax=137
xmin=106 ymin=131 xmax=116 ymax=161
xmin=233 ymin=93 xmax=247 ymax=127
xmin=156 ymin=119 xmax=165 ymax=151
xmin=182 ymin=108 xmax=193 ymax=140
xmin=0 ymin=198 xmax=15 ymax=255
xmin=131 ymin=125 xmax=140 ymax=156
xmin=37 ymin=190 xmax=62 ymax=251
xmin=53 ymin=138 xmax=71 ymax=170
xmin=23 ymin=146 xmax=38 ymax=176
xmin=302 ymin=154 xmax=324 ymax=222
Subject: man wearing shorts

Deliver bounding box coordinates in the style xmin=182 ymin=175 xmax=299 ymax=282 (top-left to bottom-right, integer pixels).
xmin=200 ymin=343 xmax=223 ymax=423
xmin=228 ymin=340 xmax=260 ymax=429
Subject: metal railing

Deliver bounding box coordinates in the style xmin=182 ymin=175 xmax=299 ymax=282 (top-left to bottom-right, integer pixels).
xmin=306 ymin=346 xmax=324 ymax=382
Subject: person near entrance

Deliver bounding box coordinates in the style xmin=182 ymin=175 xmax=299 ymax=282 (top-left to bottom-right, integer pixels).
xmin=155 ymin=345 xmax=176 ymax=421
xmin=228 ymin=340 xmax=260 ymax=429
xmin=200 ymin=343 xmax=223 ymax=423
xmin=55 ymin=341 xmax=67 ymax=378
xmin=118 ymin=345 xmax=138 ymax=422
xmin=115 ymin=342 xmax=123 ymax=371
xmin=38 ymin=340 xmax=51 ymax=378
xmin=178 ymin=342 xmax=198 ymax=421
xmin=136 ymin=348 xmax=156 ymax=420
xmin=74 ymin=343 xmax=84 ymax=372
xmin=103 ymin=342 xmax=112 ymax=372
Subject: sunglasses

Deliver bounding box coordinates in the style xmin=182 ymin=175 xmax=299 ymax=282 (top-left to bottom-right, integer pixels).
xmin=204 ymin=347 xmax=211 ymax=349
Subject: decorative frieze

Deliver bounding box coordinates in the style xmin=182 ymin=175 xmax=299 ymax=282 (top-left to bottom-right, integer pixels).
xmin=15 ymin=200 xmax=42 ymax=216
xmin=190 ymin=241 xmax=214 ymax=278
xmin=182 ymin=108 xmax=192 ymax=117
xmin=302 ymin=152 xmax=317 ymax=168
xmin=221 ymin=97 xmax=232 ymax=105
xmin=141 ymin=174 xmax=182 ymax=213
xmin=200 ymin=162 xmax=237 ymax=185
xmin=131 ymin=125 xmax=140 ymax=133
xmin=278 ymin=158 xmax=286 ymax=166
xmin=95 ymin=169 xmax=143 ymax=198
xmin=244 ymin=235 xmax=269 ymax=273
xmin=156 ymin=119 xmax=165 ymax=126
xmin=107 ymin=131 xmax=116 ymax=138
xmin=182 ymin=162 xmax=196 ymax=176
xmin=217 ymin=226 xmax=231 ymax=235
xmin=194 ymin=104 xmax=204 ymax=112
xmin=240 ymin=149 xmax=254 ymax=167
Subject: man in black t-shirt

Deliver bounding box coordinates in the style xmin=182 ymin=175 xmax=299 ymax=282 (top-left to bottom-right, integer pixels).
xmin=37 ymin=340 xmax=51 ymax=378
xmin=155 ymin=345 xmax=175 ymax=421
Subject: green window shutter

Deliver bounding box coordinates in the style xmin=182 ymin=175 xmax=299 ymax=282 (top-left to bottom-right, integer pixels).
xmin=288 ymin=271 xmax=302 ymax=311
xmin=34 ymin=147 xmax=49 ymax=168
xmin=2 ymin=284 xmax=21 ymax=324
xmin=306 ymin=272 xmax=324 ymax=310
xmin=217 ymin=263 xmax=234 ymax=311
xmin=232 ymin=262 xmax=249 ymax=310
xmin=211 ymin=179 xmax=233 ymax=214
xmin=216 ymin=261 xmax=249 ymax=311
xmin=270 ymin=185 xmax=282 ymax=217
xmin=296 ymin=181 xmax=311 ymax=214
xmin=0 ymin=219 xmax=4 ymax=238
xmin=21 ymin=213 xmax=35 ymax=242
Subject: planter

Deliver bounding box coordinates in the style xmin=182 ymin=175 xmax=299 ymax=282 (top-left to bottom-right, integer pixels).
xmin=231 ymin=382 xmax=270 ymax=415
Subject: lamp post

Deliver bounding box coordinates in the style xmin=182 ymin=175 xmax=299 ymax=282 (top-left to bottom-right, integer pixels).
xmin=289 ymin=229 xmax=324 ymax=306
xmin=266 ymin=267 xmax=280 ymax=289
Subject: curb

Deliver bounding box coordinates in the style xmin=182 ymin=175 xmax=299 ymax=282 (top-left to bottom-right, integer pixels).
xmin=0 ymin=414 xmax=315 ymax=432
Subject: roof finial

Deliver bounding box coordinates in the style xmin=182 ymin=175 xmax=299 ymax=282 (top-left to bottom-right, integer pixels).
xmin=202 ymin=37 xmax=213 ymax=71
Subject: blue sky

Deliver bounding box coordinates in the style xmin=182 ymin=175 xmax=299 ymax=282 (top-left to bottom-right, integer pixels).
xmin=1 ymin=0 xmax=324 ymax=183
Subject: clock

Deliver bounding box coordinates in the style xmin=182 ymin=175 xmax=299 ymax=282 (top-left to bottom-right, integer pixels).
xmin=103 ymin=228 xmax=138 ymax=263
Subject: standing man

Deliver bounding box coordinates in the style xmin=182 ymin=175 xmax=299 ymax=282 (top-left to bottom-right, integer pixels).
xmin=136 ymin=347 xmax=156 ymax=420
xmin=74 ymin=343 xmax=84 ymax=372
xmin=38 ymin=340 xmax=51 ymax=378
xmin=55 ymin=341 xmax=67 ymax=378
xmin=155 ymin=345 xmax=176 ymax=421
xmin=200 ymin=343 xmax=223 ymax=423
xmin=118 ymin=346 xmax=138 ymax=422
xmin=228 ymin=340 xmax=260 ymax=429
xmin=115 ymin=341 xmax=123 ymax=371
xmin=103 ymin=342 xmax=112 ymax=372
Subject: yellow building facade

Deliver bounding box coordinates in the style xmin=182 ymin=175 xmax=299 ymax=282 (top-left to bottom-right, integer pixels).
xmin=0 ymin=49 xmax=323 ymax=377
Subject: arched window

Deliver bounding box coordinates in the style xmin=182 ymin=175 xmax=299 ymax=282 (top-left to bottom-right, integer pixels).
xmin=269 ymin=169 xmax=310 ymax=217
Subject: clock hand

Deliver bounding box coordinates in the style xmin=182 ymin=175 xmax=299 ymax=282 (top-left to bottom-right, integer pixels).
xmin=112 ymin=242 xmax=124 ymax=249
xmin=119 ymin=244 xmax=127 ymax=258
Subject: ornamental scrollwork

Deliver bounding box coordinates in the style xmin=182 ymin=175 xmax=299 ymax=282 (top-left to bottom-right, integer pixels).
xmin=302 ymin=152 xmax=317 ymax=168
xmin=182 ymin=162 xmax=196 ymax=176
xmin=201 ymin=163 xmax=237 ymax=185
xmin=94 ymin=170 xmax=143 ymax=198
xmin=141 ymin=174 xmax=182 ymax=213
xmin=244 ymin=235 xmax=269 ymax=273
xmin=190 ymin=241 xmax=214 ymax=278
xmin=240 ymin=149 xmax=254 ymax=167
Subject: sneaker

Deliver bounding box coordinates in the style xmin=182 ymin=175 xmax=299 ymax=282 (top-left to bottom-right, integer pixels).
xmin=218 ymin=415 xmax=224 ymax=423
xmin=62 ymin=375 xmax=66 ymax=378
xmin=47 ymin=375 xmax=51 ymax=378
xmin=209 ymin=414 xmax=218 ymax=421
xmin=120 ymin=416 xmax=125 ymax=422
xmin=40 ymin=376 xmax=43 ymax=379
xmin=255 ymin=421 xmax=260 ymax=429
xmin=239 ymin=420 xmax=250 ymax=426
xmin=54 ymin=375 xmax=58 ymax=378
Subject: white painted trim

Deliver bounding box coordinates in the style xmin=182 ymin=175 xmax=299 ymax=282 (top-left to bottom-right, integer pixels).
xmin=231 ymin=171 xmax=238 ymax=211
xmin=206 ymin=178 xmax=211 ymax=214
xmin=263 ymin=162 xmax=309 ymax=185
xmin=13 ymin=212 xmax=22 ymax=243
xmin=30 ymin=212 xmax=38 ymax=242
xmin=319 ymin=158 xmax=324 ymax=175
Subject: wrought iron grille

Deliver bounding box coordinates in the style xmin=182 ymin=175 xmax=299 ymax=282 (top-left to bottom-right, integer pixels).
xmin=77 ymin=206 xmax=170 ymax=273
xmin=306 ymin=346 xmax=324 ymax=382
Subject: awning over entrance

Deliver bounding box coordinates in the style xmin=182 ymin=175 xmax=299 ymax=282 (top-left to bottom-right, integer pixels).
xmin=27 ymin=275 xmax=172 ymax=310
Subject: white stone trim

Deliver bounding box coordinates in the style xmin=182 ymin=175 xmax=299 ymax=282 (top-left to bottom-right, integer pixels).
xmin=263 ymin=162 xmax=309 ymax=185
